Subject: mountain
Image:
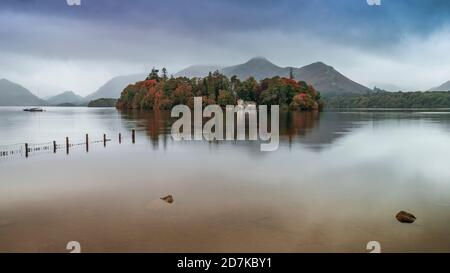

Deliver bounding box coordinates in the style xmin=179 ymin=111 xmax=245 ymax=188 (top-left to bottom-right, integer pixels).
xmin=370 ymin=83 xmax=410 ymax=92
xmin=293 ymin=62 xmax=371 ymax=95
xmin=174 ymin=57 xmax=370 ymax=95
xmin=174 ymin=58 xmax=286 ymax=80
xmin=429 ymin=81 xmax=450 ymax=91
xmin=221 ymin=57 xmax=288 ymax=80
xmin=85 ymin=74 xmax=146 ymax=100
xmin=46 ymin=91 xmax=85 ymax=105
xmin=174 ymin=65 xmax=223 ymax=78
xmin=0 ymin=79 xmax=47 ymax=106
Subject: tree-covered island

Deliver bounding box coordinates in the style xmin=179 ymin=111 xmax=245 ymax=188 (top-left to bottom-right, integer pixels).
xmin=117 ymin=68 xmax=323 ymax=111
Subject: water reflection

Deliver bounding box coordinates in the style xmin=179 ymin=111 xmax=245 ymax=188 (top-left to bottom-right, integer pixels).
xmin=2 ymin=107 xmax=450 ymax=158
xmin=117 ymin=109 xmax=450 ymax=153
xmin=116 ymin=110 xmax=356 ymax=152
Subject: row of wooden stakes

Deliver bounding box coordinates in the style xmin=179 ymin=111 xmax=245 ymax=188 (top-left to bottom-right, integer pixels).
xmin=24 ymin=129 xmax=136 ymax=157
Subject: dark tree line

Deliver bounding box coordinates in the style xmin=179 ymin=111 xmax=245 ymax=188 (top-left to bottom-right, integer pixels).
xmin=324 ymin=91 xmax=450 ymax=108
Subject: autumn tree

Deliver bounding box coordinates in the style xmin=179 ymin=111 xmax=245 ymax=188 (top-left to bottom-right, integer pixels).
xmin=172 ymin=82 xmax=193 ymax=105
xmin=217 ymin=90 xmax=236 ymax=106
xmin=117 ymin=70 xmax=322 ymax=111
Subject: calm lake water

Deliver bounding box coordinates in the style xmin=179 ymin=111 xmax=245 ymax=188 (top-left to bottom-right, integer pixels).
xmin=1 ymin=106 xmax=450 ymax=252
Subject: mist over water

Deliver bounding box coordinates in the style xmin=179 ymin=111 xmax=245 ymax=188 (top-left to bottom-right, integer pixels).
xmin=1 ymin=107 xmax=450 ymax=252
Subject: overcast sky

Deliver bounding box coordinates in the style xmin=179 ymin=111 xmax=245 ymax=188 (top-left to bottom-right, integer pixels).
xmin=1 ymin=0 xmax=450 ymax=97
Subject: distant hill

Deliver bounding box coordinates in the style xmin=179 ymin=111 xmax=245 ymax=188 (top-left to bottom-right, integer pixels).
xmin=175 ymin=57 xmax=371 ymax=95
xmin=221 ymin=57 xmax=288 ymax=80
xmin=0 ymin=79 xmax=47 ymax=106
xmin=85 ymin=74 xmax=146 ymax=100
xmin=174 ymin=65 xmax=223 ymax=78
xmin=46 ymin=91 xmax=85 ymax=105
xmin=55 ymin=102 xmax=78 ymax=107
xmin=371 ymin=83 xmax=410 ymax=92
xmin=87 ymin=98 xmax=117 ymax=107
xmin=293 ymin=62 xmax=371 ymax=95
xmin=429 ymin=81 xmax=450 ymax=91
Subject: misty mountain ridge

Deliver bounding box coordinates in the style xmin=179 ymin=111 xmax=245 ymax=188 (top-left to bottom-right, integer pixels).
xmin=0 ymin=74 xmax=149 ymax=106
xmin=46 ymin=90 xmax=85 ymax=105
xmin=174 ymin=65 xmax=224 ymax=78
xmin=370 ymin=83 xmax=412 ymax=92
xmin=85 ymin=73 xmax=146 ymax=100
xmin=175 ymin=57 xmax=372 ymax=95
xmin=4 ymin=59 xmax=449 ymax=106
xmin=221 ymin=57 xmax=289 ymax=80
xmin=429 ymin=80 xmax=450 ymax=91
xmin=0 ymin=79 xmax=46 ymax=106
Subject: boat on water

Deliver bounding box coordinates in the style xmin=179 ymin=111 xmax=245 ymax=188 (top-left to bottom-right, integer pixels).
xmin=23 ymin=107 xmax=44 ymax=112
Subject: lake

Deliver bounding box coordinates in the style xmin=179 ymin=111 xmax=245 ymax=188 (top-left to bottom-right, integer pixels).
xmin=1 ymin=106 xmax=450 ymax=252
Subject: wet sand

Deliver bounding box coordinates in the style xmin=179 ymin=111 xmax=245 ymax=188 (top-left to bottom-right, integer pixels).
xmin=1 ymin=145 xmax=450 ymax=253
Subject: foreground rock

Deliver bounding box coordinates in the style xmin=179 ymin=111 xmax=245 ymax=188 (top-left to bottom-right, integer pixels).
xmin=396 ymin=211 xmax=416 ymax=223
xmin=160 ymin=195 xmax=174 ymax=204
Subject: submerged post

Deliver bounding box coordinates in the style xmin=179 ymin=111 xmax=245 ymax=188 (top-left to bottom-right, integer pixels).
xmin=119 ymin=133 xmax=122 ymax=144
xmin=53 ymin=141 xmax=56 ymax=153
xmin=66 ymin=137 xmax=69 ymax=154
xmin=25 ymin=143 xmax=29 ymax=158
xmin=103 ymin=134 xmax=106 ymax=147
xmin=86 ymin=134 xmax=89 ymax=152
xmin=132 ymin=129 xmax=135 ymax=144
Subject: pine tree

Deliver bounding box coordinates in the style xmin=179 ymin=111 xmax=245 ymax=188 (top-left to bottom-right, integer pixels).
xmin=146 ymin=67 xmax=160 ymax=81
xmin=161 ymin=68 xmax=168 ymax=80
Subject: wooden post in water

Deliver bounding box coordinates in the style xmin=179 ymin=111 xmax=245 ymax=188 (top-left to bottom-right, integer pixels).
xmin=132 ymin=129 xmax=135 ymax=144
xmin=103 ymin=134 xmax=106 ymax=147
xmin=119 ymin=133 xmax=122 ymax=144
xmin=86 ymin=134 xmax=89 ymax=153
xmin=66 ymin=137 xmax=69 ymax=154
xmin=25 ymin=143 xmax=29 ymax=158
xmin=53 ymin=141 xmax=56 ymax=153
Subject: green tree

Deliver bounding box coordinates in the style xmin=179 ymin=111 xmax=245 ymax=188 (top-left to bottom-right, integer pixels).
xmin=161 ymin=68 xmax=168 ymax=80
xmin=146 ymin=67 xmax=160 ymax=81
xmin=237 ymin=77 xmax=257 ymax=101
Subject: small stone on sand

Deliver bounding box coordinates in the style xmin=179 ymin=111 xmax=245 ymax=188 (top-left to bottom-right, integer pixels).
xmin=160 ymin=195 xmax=174 ymax=204
xmin=396 ymin=211 xmax=416 ymax=223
